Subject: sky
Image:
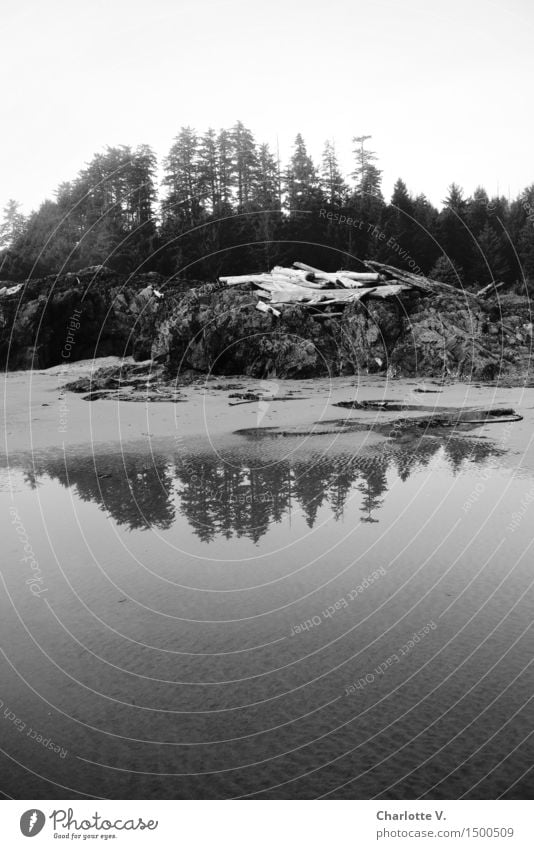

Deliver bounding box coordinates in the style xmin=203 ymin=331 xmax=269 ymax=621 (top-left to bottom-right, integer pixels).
xmin=1 ymin=0 xmax=533 ymax=215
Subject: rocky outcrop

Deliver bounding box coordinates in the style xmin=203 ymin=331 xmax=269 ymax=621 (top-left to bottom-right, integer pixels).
xmin=0 ymin=266 xmax=166 ymax=370
xmin=150 ymin=286 xmax=407 ymax=378
xmin=1 ymin=267 xmax=532 ymax=382
xmin=151 ymin=285 xmax=531 ymax=381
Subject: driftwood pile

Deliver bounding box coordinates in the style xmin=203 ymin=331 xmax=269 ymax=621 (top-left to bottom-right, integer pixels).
xmin=219 ymin=261 xmax=482 ymax=317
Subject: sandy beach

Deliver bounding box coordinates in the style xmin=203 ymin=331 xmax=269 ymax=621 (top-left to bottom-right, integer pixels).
xmin=2 ymin=357 xmax=534 ymax=463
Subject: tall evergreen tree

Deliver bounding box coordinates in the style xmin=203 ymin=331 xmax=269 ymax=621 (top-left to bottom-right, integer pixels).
xmin=198 ymin=128 xmax=220 ymax=214
xmin=472 ymin=222 xmax=510 ymax=285
xmin=231 ymin=121 xmax=258 ymax=210
xmin=352 ymin=135 xmax=382 ymax=197
xmin=217 ymin=128 xmax=235 ymax=208
xmin=390 ymin=179 xmax=413 ymax=216
xmin=0 ymin=199 xmax=26 ymax=249
xmin=253 ymin=143 xmax=280 ymax=209
xmin=285 ymin=134 xmax=320 ymax=212
xmin=162 ymin=127 xmax=201 ymax=225
xmin=438 ymin=183 xmax=473 ymax=282
xmin=320 ymin=140 xmax=347 ymax=207
xmin=411 ymin=193 xmax=440 ymax=273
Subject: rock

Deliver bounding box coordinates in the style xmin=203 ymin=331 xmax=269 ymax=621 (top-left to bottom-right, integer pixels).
xmin=0 ymin=269 xmax=166 ymax=369
xmin=2 ymin=268 xmax=533 ymax=383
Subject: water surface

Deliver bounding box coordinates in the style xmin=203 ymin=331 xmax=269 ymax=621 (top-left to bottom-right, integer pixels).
xmin=1 ymin=416 xmax=533 ymax=799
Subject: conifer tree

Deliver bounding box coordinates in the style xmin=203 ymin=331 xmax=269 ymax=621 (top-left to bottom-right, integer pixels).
xmin=0 ymin=199 xmax=26 ymax=248
xmin=352 ymin=135 xmax=382 ymax=197
xmin=285 ymin=134 xmax=320 ymax=212
xmin=162 ymin=127 xmax=201 ymax=225
xmin=320 ymin=140 xmax=347 ymax=207
xmin=231 ymin=121 xmax=258 ymax=210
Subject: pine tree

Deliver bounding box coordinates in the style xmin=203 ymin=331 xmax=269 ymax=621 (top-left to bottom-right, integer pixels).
xmin=390 ymin=179 xmax=413 ymax=216
xmin=217 ymin=128 xmax=235 ymax=208
xmin=411 ymin=193 xmax=440 ymax=273
xmin=320 ymin=140 xmax=347 ymax=207
xmin=439 ymin=183 xmax=473 ymax=280
xmin=429 ymin=255 xmax=464 ymax=286
xmin=231 ymin=121 xmax=258 ymax=210
xmin=198 ymin=128 xmax=220 ymax=213
xmin=127 ymin=145 xmax=157 ymax=228
xmin=251 ymin=143 xmax=282 ymax=269
xmin=162 ymin=127 xmax=201 ymax=225
xmin=467 ymin=187 xmax=491 ymax=237
xmin=443 ymin=183 xmax=466 ymax=214
xmin=253 ymin=143 xmax=280 ymax=209
xmin=379 ymin=179 xmax=416 ymax=269
xmin=352 ymin=135 xmax=382 ymax=197
xmin=285 ymin=134 xmax=320 ymax=212
xmin=0 ymin=199 xmax=26 ymax=248
xmin=473 ymin=222 xmax=510 ymax=285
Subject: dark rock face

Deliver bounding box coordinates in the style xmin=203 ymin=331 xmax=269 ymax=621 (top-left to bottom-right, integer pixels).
xmin=0 ymin=267 xmax=165 ymax=369
xmin=153 ymin=287 xmax=327 ymax=378
xmin=390 ymin=294 xmax=532 ymax=379
xmin=151 ymin=287 xmax=407 ymax=378
xmin=151 ymin=286 xmax=531 ymax=381
xmin=1 ymin=269 xmax=532 ymax=381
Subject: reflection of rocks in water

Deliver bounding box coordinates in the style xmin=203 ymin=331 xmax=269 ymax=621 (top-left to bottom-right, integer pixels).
xmin=11 ymin=432 xmax=503 ymax=541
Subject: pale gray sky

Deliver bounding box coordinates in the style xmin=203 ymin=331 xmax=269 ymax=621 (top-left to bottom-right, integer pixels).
xmin=1 ymin=0 xmax=532 ymax=214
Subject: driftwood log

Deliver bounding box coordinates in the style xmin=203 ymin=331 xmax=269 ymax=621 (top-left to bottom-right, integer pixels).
xmin=218 ymin=259 xmax=476 ymax=313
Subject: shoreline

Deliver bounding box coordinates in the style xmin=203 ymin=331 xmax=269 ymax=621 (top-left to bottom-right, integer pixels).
xmin=2 ymin=357 xmax=534 ymax=457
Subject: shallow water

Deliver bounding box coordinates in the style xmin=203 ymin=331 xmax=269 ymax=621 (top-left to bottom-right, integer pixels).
xmin=1 ymin=414 xmax=533 ymax=799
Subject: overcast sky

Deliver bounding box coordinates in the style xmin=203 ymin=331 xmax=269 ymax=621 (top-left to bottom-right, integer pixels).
xmin=1 ymin=0 xmax=532 ymax=214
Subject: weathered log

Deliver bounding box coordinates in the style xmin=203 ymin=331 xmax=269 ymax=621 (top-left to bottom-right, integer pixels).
xmin=336 ymin=270 xmax=381 ymax=283
xmin=292 ymin=262 xmax=343 ymax=284
xmin=367 ymin=284 xmax=410 ymax=298
xmin=272 ymin=266 xmax=315 ymax=282
xmin=477 ymin=280 xmax=506 ymax=298
xmin=268 ymin=273 xmax=328 ymax=289
xmin=336 ymin=274 xmax=365 ymax=288
xmin=252 ymin=280 xmax=315 ymax=296
xmin=293 ymin=288 xmax=376 ymax=305
xmin=256 ymin=300 xmax=281 ymax=317
xmin=292 ymin=262 xmax=321 ymax=274
xmin=219 ymin=274 xmax=273 ymax=285
xmin=270 ymin=287 xmax=326 ymax=303
xmin=364 ymin=261 xmax=481 ymax=301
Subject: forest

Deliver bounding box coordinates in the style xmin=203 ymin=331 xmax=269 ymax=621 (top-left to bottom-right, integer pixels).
xmin=1 ymin=122 xmax=533 ymax=290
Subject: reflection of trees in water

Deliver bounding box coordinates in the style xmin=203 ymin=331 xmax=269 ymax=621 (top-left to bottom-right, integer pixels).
xmin=16 ymin=434 xmax=501 ymax=541
xmin=27 ymin=453 xmax=176 ymax=530
xmin=174 ymin=458 xmax=283 ymax=544
xmin=358 ymin=463 xmax=388 ymax=523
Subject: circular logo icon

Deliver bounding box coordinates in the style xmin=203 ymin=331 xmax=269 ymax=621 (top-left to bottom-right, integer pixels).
xmin=20 ymin=810 xmax=46 ymax=837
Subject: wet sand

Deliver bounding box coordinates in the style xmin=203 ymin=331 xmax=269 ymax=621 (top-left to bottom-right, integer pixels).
xmin=2 ymin=357 xmax=534 ymax=466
